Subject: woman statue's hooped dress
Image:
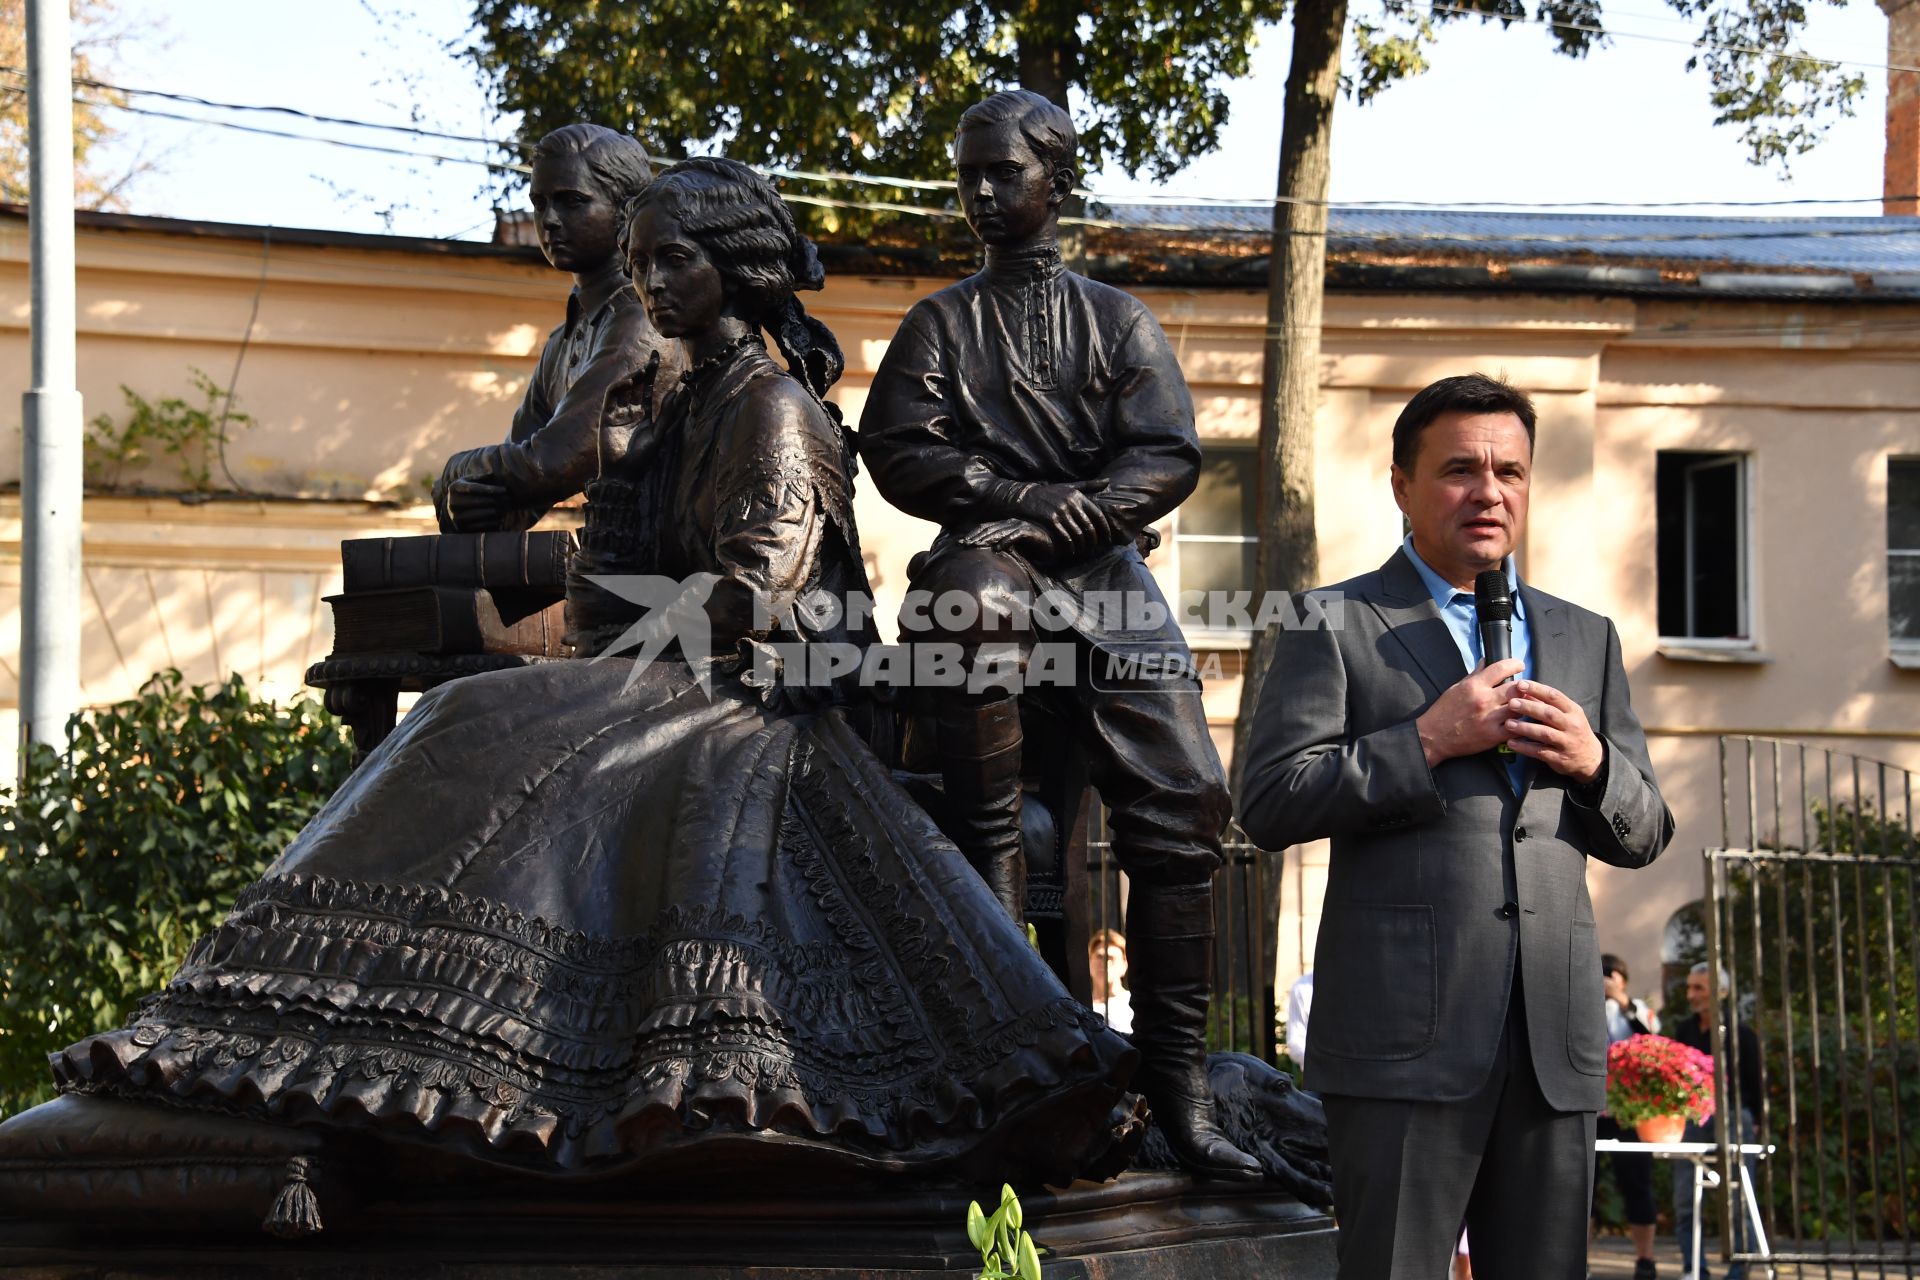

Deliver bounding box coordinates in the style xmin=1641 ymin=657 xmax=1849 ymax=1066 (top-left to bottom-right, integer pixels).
xmin=51 ymin=158 xmax=1137 ymax=1187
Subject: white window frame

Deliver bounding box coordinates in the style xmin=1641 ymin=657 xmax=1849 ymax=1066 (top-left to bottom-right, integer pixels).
xmin=1888 ymin=457 xmax=1920 ymax=661
xmin=1656 ymin=450 xmax=1758 ymax=654
xmin=1172 ymin=446 xmax=1257 ymax=647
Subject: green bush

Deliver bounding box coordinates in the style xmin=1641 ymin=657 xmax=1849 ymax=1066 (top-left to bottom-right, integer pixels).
xmin=0 ymin=671 xmax=351 ymax=1118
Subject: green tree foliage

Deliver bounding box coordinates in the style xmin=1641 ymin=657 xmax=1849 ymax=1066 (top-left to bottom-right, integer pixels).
xmin=0 ymin=672 xmax=352 ymax=1118
xmin=0 ymin=0 xmax=153 ymax=209
xmin=466 ymin=0 xmax=1286 ymax=184
xmin=1714 ymin=801 xmax=1920 ymax=1242
xmin=1350 ymin=0 xmax=1867 ymax=167
xmin=471 ymin=0 xmax=1865 ymax=192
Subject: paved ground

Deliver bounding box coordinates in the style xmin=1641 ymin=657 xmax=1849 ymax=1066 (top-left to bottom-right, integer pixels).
xmin=1586 ymin=1233 xmax=1912 ymax=1278
xmin=1587 ymin=1234 xmax=1682 ymax=1276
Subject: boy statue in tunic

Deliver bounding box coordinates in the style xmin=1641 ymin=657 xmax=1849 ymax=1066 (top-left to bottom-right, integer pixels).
xmin=858 ymin=88 xmax=1260 ymax=1180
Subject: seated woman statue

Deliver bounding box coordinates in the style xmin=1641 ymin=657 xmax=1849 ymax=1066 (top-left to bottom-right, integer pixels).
xmin=432 ymin=122 xmax=681 ymax=533
xmin=49 ymin=158 xmax=1136 ymax=1189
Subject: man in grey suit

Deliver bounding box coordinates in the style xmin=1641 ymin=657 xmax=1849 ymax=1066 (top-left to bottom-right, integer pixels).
xmin=1237 ymin=373 xmax=1673 ymax=1279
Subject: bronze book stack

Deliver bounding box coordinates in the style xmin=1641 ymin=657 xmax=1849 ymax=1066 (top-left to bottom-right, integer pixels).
xmin=340 ymin=531 xmax=575 ymax=593
xmin=327 ymin=532 xmax=576 ymax=658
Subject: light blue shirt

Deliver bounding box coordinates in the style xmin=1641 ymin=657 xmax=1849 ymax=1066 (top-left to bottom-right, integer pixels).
xmin=1402 ymin=535 xmax=1533 ymax=793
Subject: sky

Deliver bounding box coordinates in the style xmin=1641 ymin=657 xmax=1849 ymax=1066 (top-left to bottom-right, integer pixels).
xmin=77 ymin=0 xmax=1898 ymax=242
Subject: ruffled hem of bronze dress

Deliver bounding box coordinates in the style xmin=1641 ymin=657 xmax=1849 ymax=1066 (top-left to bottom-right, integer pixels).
xmin=52 ymin=989 xmax=1134 ymax=1184
xmin=46 ymin=694 xmax=1140 ymax=1187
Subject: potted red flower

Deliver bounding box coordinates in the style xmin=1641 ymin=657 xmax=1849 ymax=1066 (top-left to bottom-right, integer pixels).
xmin=1605 ymin=1033 xmax=1715 ymax=1144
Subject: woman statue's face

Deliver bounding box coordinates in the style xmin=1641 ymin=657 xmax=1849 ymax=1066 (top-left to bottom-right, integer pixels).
xmin=625 ymin=203 xmax=727 ymax=340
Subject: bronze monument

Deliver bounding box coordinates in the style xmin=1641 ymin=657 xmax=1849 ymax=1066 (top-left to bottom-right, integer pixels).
xmin=858 ymin=89 xmax=1261 ymax=1182
xmin=312 ymin=123 xmax=677 ymax=763
xmin=0 ymin=111 xmax=1332 ymax=1277
xmin=434 ymin=122 xmax=681 ymax=533
xmin=41 ymin=154 xmax=1137 ymax=1188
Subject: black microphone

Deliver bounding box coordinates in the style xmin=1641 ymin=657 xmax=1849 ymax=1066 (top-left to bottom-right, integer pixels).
xmin=1475 ymin=569 xmax=1513 ymax=674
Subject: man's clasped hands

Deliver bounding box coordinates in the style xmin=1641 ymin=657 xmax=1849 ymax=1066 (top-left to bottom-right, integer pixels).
xmin=1415 ymin=660 xmax=1605 ymax=784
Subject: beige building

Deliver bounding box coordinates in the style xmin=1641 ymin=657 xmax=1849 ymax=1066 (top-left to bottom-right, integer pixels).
xmin=3 ymin=201 xmax=1918 ymax=1012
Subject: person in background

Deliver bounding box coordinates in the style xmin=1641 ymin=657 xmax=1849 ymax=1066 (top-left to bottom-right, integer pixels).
xmin=1604 ymin=953 xmax=1658 ymax=1041
xmin=1088 ymin=928 xmax=1133 ymax=1034
xmin=1594 ymin=952 xmax=1660 ymax=1279
xmin=1285 ymin=969 xmax=1315 ymax=1067
xmin=1671 ymin=963 xmax=1764 ymax=1280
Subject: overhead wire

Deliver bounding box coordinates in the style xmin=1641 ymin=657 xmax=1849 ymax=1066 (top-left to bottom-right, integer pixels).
xmin=3 ymin=63 xmax=1912 ymax=213
xmin=708 ymin=163 xmax=1919 ymax=211
xmin=60 ymin=92 xmax=1920 ymax=236
xmin=85 ymin=101 xmax=530 ymax=174
xmin=10 ymin=6 xmax=1920 ymax=136
xmin=52 ymin=69 xmax=504 ymax=147
xmin=1092 ymin=219 xmax=1920 ymax=240
xmin=6 ymin=64 xmax=1912 ymax=377
xmin=666 ymin=184 xmax=1920 ymax=238
xmin=43 ymin=98 xmax=1920 ymax=240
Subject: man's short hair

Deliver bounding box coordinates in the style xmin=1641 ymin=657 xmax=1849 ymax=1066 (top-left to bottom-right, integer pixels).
xmin=1601 ymin=952 xmax=1628 ymax=981
xmin=1390 ymin=373 xmax=1538 ymax=473
xmin=1088 ymin=927 xmax=1126 ymax=954
xmin=956 ymin=88 xmax=1077 ymax=177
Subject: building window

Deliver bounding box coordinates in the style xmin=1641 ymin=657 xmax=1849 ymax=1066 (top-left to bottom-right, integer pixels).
xmin=1174 ymin=447 xmax=1256 ymax=621
xmin=1890 ymin=459 xmax=1920 ymax=647
xmin=1656 ymin=451 xmax=1749 ymax=642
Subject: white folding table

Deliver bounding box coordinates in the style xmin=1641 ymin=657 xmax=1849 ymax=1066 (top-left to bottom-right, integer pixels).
xmin=1595 ymin=1138 xmax=1776 ymax=1276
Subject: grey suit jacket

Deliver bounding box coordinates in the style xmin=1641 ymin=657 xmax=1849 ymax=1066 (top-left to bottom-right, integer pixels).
xmin=1237 ymin=550 xmax=1673 ymax=1111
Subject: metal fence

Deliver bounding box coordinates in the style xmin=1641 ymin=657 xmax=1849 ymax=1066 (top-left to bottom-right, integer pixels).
xmin=1084 ymin=816 xmax=1277 ymax=1062
xmin=1708 ymin=735 xmax=1920 ymax=1276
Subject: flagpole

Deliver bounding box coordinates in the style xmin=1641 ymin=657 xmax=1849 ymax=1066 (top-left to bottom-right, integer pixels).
xmin=20 ymin=0 xmax=86 ymax=756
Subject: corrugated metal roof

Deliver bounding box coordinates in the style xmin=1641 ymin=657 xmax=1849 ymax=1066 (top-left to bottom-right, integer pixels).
xmin=1098 ymin=204 xmax=1920 ymax=284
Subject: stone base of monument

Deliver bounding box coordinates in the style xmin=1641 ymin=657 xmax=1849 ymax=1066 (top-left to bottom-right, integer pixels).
xmin=0 ymin=1168 xmax=1336 ymax=1277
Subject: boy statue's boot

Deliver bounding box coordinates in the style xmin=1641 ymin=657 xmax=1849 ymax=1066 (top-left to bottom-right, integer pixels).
xmin=936 ymin=696 xmax=1026 ymax=922
xmin=1127 ymin=881 xmax=1263 ymax=1180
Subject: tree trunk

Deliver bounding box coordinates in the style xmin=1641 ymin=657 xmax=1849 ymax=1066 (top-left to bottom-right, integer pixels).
xmin=1231 ymin=0 xmax=1346 ymax=803
xmin=1014 ymin=22 xmax=1074 ymax=108
xmin=1231 ymin=0 xmax=1345 ymax=993
xmin=1015 ymin=15 xmax=1086 ymax=268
